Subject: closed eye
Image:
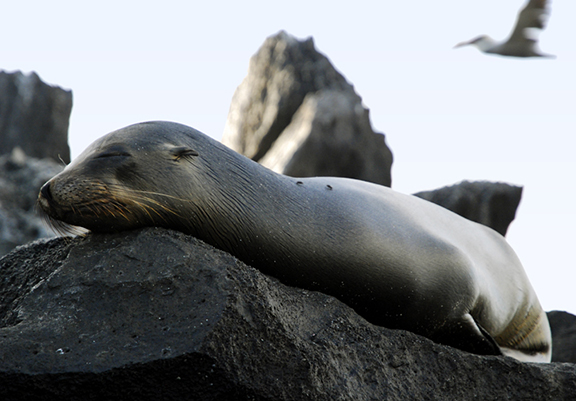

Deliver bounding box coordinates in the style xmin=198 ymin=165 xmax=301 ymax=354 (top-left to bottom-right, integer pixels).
xmin=95 ymin=146 xmax=131 ymax=159
xmin=95 ymin=151 xmax=131 ymax=158
xmin=170 ymin=147 xmax=199 ymax=161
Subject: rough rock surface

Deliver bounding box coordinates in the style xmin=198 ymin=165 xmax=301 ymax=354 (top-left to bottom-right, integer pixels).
xmin=258 ymin=90 xmax=393 ymax=183
xmin=0 ymin=148 xmax=63 ymax=257
xmin=1 ymin=228 xmax=575 ymax=400
xmin=0 ymin=70 xmax=72 ymax=164
xmin=222 ymin=31 xmax=393 ymax=187
xmin=413 ymin=180 xmax=523 ymax=236
xmin=548 ymin=311 xmax=576 ymax=363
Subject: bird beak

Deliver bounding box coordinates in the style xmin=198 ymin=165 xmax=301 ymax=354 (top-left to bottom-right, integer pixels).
xmin=453 ymin=40 xmax=470 ymax=49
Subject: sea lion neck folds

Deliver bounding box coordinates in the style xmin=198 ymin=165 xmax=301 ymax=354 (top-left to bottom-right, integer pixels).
xmin=38 ymin=121 xmax=552 ymax=363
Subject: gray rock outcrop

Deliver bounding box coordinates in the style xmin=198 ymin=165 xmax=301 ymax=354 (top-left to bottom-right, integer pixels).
xmin=0 ymin=70 xmax=72 ymax=164
xmin=0 ymin=228 xmax=575 ymax=400
xmin=414 ymin=180 xmax=523 ymax=236
xmin=0 ymin=148 xmax=63 ymax=257
xmin=222 ymin=31 xmax=393 ymax=187
xmin=548 ymin=311 xmax=576 ymax=363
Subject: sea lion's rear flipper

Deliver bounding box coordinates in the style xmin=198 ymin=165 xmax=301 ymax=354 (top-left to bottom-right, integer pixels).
xmin=433 ymin=314 xmax=502 ymax=356
xmin=474 ymin=320 xmax=503 ymax=355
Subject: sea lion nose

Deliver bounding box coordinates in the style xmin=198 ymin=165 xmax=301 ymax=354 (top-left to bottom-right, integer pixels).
xmin=40 ymin=182 xmax=53 ymax=202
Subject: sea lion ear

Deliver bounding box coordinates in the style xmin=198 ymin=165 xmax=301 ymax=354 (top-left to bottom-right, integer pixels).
xmin=170 ymin=146 xmax=199 ymax=161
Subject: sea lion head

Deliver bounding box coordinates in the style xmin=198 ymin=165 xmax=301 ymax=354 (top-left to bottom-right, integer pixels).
xmin=38 ymin=121 xmax=229 ymax=234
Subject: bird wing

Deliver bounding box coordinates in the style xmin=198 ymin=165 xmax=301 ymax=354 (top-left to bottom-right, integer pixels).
xmin=507 ymin=0 xmax=551 ymax=44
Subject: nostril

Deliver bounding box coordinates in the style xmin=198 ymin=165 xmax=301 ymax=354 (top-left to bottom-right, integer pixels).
xmin=40 ymin=182 xmax=53 ymax=201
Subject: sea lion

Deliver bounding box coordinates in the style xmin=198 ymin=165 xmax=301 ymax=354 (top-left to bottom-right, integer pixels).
xmin=38 ymin=121 xmax=552 ymax=362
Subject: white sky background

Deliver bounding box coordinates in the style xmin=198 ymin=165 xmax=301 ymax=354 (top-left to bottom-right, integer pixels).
xmin=3 ymin=1 xmax=575 ymax=314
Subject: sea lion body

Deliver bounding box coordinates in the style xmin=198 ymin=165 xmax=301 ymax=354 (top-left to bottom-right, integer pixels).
xmin=38 ymin=121 xmax=551 ymax=362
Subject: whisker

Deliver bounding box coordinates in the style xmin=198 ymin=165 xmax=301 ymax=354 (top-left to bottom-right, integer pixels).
xmin=107 ymin=184 xmax=190 ymax=203
xmin=38 ymin=209 xmax=86 ymax=237
xmin=37 ymin=182 xmax=187 ymax=235
xmin=57 ymin=154 xmax=68 ymax=167
xmin=113 ymin=191 xmax=184 ymax=219
xmin=131 ymin=198 xmax=174 ymax=222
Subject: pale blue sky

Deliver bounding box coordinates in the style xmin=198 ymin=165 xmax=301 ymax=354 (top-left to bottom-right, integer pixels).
xmin=3 ymin=1 xmax=575 ymax=313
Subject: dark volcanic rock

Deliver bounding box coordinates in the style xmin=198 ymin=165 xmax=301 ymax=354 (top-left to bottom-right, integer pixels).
xmin=222 ymin=31 xmax=393 ymax=187
xmin=0 ymin=148 xmax=63 ymax=257
xmin=548 ymin=311 xmax=576 ymax=364
xmin=0 ymin=228 xmax=575 ymax=400
xmin=0 ymin=70 xmax=72 ymax=164
xmin=413 ymin=180 xmax=523 ymax=236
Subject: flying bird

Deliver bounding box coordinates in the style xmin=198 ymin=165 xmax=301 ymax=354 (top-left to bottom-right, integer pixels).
xmin=454 ymin=0 xmax=554 ymax=58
